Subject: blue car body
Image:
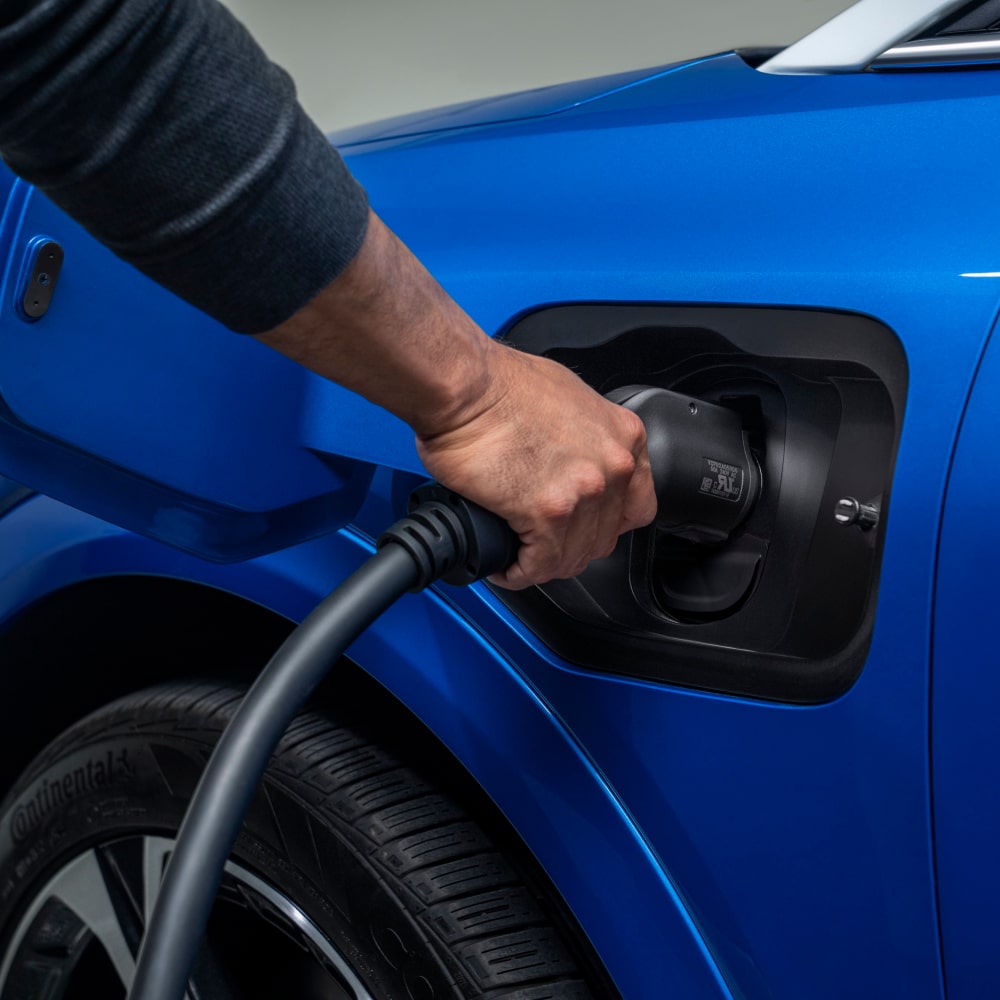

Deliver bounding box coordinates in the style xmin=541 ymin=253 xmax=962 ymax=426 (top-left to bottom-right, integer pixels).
xmin=1 ymin=20 xmax=1000 ymax=999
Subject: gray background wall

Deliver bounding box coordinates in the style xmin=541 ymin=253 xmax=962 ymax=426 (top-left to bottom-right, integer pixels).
xmin=223 ymin=0 xmax=855 ymax=131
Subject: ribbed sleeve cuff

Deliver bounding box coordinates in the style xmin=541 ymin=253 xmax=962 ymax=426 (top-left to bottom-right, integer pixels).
xmin=134 ymin=118 xmax=371 ymax=334
xmin=0 ymin=0 xmax=371 ymax=333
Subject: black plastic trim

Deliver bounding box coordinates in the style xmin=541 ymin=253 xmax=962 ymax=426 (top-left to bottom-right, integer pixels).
xmin=922 ymin=0 xmax=1000 ymax=35
xmin=498 ymin=304 xmax=908 ymax=704
xmin=735 ymin=46 xmax=785 ymax=68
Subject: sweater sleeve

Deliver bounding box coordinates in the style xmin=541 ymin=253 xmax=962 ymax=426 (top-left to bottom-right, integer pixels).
xmin=0 ymin=0 xmax=369 ymax=333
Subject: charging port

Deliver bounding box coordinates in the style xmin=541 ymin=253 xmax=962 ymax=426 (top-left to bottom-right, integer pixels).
xmin=498 ymin=303 xmax=906 ymax=703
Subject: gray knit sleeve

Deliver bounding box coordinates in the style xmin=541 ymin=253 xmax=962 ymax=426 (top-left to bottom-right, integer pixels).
xmin=0 ymin=0 xmax=369 ymax=333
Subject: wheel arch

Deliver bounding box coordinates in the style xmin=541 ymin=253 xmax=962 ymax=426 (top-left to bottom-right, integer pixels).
xmin=0 ymin=573 xmax=291 ymax=792
xmin=0 ymin=496 xmax=732 ymax=998
xmin=0 ymin=571 xmax=631 ymax=994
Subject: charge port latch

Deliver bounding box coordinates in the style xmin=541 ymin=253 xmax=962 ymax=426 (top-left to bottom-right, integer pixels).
xmin=608 ymin=385 xmax=761 ymax=545
xmin=834 ymin=496 xmax=880 ymax=530
xmin=17 ymin=237 xmax=63 ymax=321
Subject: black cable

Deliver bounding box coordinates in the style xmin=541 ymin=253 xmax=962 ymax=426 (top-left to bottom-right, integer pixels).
xmin=127 ymin=542 xmax=418 ymax=1000
xmin=125 ymin=395 xmax=742 ymax=1000
xmin=127 ymin=494 xmax=517 ymax=1000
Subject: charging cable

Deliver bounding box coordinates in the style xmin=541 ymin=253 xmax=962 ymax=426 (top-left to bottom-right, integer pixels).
xmin=127 ymin=384 xmax=761 ymax=1000
xmin=127 ymin=484 xmax=517 ymax=1000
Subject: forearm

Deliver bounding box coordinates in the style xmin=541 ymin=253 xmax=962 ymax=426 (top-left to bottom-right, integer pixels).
xmin=256 ymin=212 xmax=657 ymax=589
xmin=255 ymin=210 xmax=497 ymax=438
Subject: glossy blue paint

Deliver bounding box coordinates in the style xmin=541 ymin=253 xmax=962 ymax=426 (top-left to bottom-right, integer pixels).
xmin=328 ymin=56 xmax=709 ymax=148
xmin=0 ymin=184 xmax=373 ymax=560
xmin=932 ymin=311 xmax=1000 ymax=1000
xmin=0 ymin=47 xmax=999 ymax=999
xmin=0 ymin=176 xmax=23 ymax=271
xmin=326 ymin=55 xmax=1000 ymax=994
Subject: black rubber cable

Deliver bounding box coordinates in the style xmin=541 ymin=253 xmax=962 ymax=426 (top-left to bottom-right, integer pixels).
xmin=127 ymin=542 xmax=419 ymax=1000
xmin=122 ymin=396 xmax=736 ymax=1000
xmin=127 ymin=492 xmax=518 ymax=1000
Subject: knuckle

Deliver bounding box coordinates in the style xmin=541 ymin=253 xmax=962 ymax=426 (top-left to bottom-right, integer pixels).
xmin=607 ymin=447 xmax=637 ymax=482
xmin=619 ymin=407 xmax=648 ymax=449
xmin=575 ymin=467 xmax=607 ymax=501
xmin=537 ymin=489 xmax=576 ymax=522
xmin=637 ymin=481 xmax=659 ymax=522
xmin=514 ymin=544 xmax=561 ymax=587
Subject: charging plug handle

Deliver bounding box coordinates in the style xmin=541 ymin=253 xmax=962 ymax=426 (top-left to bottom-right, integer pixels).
xmin=379 ymin=482 xmax=519 ymax=587
xmin=608 ymin=385 xmax=761 ymax=544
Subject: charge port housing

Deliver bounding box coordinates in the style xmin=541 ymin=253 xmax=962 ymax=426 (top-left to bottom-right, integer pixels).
xmin=498 ymin=304 xmax=906 ymax=703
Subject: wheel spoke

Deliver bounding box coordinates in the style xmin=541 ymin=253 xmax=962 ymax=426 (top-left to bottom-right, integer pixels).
xmin=49 ymin=848 xmax=137 ymax=987
xmin=142 ymin=835 xmax=175 ymax=927
xmin=0 ymin=836 xmax=374 ymax=1000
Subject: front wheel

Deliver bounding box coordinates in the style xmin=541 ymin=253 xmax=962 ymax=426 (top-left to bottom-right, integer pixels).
xmin=0 ymin=684 xmax=597 ymax=999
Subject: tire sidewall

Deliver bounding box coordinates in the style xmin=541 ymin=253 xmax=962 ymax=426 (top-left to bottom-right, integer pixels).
xmin=0 ymin=721 xmax=461 ymax=999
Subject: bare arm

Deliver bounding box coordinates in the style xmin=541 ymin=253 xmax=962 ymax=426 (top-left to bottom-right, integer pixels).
xmin=256 ymin=211 xmax=657 ymax=589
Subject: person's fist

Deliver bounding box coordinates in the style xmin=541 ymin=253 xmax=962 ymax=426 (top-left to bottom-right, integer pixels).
xmin=416 ymin=344 xmax=657 ymax=589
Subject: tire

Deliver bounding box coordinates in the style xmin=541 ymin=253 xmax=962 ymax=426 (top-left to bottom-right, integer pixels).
xmin=0 ymin=683 xmax=598 ymax=999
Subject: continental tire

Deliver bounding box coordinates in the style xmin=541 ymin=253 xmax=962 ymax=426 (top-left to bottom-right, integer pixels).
xmin=0 ymin=683 xmax=598 ymax=999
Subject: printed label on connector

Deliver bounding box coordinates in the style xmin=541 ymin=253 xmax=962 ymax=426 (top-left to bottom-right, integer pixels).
xmin=700 ymin=458 xmax=743 ymax=502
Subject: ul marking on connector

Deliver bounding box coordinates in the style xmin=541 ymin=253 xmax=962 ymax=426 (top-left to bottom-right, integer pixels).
xmin=700 ymin=458 xmax=744 ymax=502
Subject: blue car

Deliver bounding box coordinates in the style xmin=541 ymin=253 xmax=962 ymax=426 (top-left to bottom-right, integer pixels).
xmin=0 ymin=1 xmax=998 ymax=997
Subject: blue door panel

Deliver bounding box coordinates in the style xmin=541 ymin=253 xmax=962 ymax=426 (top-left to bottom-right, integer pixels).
xmin=932 ymin=314 xmax=1000 ymax=998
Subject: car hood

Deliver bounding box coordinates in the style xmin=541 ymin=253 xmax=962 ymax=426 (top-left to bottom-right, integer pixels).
xmin=329 ymin=54 xmax=720 ymax=148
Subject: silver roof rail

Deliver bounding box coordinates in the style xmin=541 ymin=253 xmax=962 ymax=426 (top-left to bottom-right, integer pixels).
xmin=875 ymin=31 xmax=1000 ymax=66
xmin=758 ymin=0 xmax=971 ymax=75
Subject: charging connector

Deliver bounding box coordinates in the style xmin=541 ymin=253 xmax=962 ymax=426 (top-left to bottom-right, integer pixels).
xmin=608 ymin=385 xmax=761 ymax=544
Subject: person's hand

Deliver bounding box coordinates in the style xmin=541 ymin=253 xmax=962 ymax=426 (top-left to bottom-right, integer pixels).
xmin=256 ymin=211 xmax=656 ymax=586
xmin=416 ymin=342 xmax=656 ymax=589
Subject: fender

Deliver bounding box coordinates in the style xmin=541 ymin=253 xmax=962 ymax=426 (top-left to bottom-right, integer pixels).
xmin=0 ymin=493 xmax=731 ymax=1000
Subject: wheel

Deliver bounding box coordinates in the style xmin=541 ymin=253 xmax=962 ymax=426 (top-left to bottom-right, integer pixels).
xmin=0 ymin=683 xmax=598 ymax=999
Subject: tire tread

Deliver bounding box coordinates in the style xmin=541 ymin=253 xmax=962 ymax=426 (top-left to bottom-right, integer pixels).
xmin=4 ymin=683 xmax=598 ymax=999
